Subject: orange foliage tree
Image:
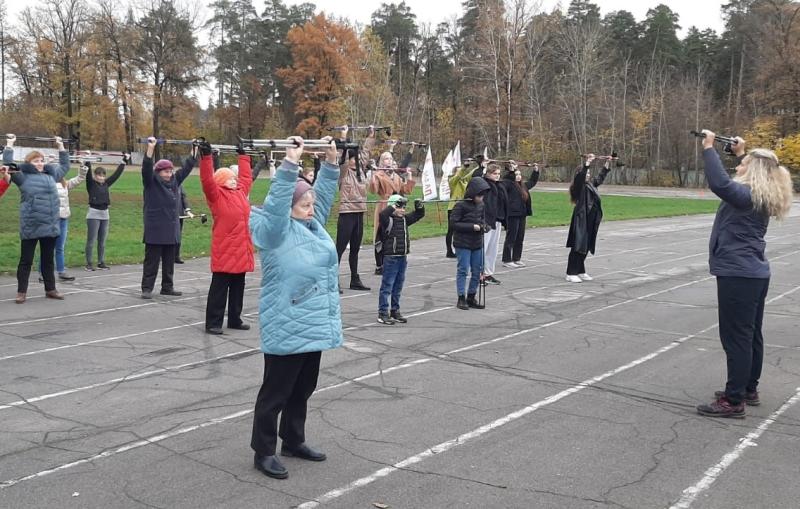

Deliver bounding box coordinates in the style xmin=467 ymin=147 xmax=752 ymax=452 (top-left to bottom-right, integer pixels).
xmin=277 ymin=14 xmax=365 ymax=138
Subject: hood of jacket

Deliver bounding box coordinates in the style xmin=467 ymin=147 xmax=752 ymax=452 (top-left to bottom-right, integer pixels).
xmin=464 ymin=176 xmax=490 ymax=199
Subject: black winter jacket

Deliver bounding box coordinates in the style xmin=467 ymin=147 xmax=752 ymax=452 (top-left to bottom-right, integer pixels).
xmin=500 ymin=171 xmax=539 ymax=217
xmin=450 ymin=177 xmax=491 ymax=250
xmin=377 ymin=203 xmax=425 ymax=256
xmin=482 ymin=177 xmax=508 ymax=228
xmin=87 ymin=164 xmax=125 ymax=210
xmin=142 ymin=156 xmax=195 ymax=245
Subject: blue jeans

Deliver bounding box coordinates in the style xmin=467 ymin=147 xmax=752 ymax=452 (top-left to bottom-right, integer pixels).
xmin=379 ymin=255 xmax=407 ymax=314
xmin=456 ymin=247 xmax=482 ymax=297
xmin=39 ymin=218 xmax=69 ymax=275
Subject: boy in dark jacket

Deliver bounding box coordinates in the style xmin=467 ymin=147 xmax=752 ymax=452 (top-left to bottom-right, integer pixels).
xmin=450 ymin=177 xmax=491 ymax=310
xmin=376 ymin=194 xmax=425 ymax=324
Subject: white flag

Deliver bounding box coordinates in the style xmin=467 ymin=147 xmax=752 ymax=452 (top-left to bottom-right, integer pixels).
xmin=483 ymin=146 xmax=489 ymax=162
xmin=421 ymin=146 xmax=438 ymax=201
xmin=453 ymin=141 xmax=461 ymax=169
xmin=438 ymin=149 xmax=453 ymax=201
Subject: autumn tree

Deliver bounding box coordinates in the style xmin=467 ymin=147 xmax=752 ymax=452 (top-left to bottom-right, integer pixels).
xmin=277 ymin=14 xmax=365 ymax=137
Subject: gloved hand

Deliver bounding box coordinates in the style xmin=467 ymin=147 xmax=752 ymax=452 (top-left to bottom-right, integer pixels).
xmin=122 ymin=153 xmax=131 ymax=165
xmin=414 ymin=199 xmax=424 ymax=211
xmin=79 ymin=164 xmax=89 ymax=178
xmin=198 ymin=140 xmax=213 ymax=156
xmin=236 ymin=143 xmax=246 ymax=155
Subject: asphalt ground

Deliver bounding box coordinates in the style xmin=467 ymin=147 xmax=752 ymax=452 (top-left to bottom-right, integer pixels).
xmin=1 ymin=200 xmax=799 ymax=509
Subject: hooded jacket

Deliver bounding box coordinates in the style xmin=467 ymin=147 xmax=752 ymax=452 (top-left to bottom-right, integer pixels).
xmin=499 ymin=170 xmax=538 ymax=217
xmin=447 ymin=166 xmax=478 ymax=211
xmin=4 ymin=147 xmax=69 ymax=239
xmin=200 ymin=154 xmax=255 ymax=274
xmin=450 ymin=177 xmax=491 ymax=250
xmin=141 ymin=155 xmax=195 ymax=245
xmin=249 ymin=159 xmax=343 ymax=356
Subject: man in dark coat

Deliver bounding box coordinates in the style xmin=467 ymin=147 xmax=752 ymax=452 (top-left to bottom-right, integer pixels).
xmin=565 ymin=154 xmax=611 ymax=282
xmin=140 ymin=137 xmax=196 ymax=299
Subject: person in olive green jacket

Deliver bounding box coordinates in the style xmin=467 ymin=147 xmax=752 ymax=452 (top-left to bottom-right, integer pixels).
xmin=444 ymin=155 xmax=483 ymax=258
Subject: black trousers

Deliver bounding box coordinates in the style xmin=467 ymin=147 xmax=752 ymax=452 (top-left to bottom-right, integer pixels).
xmin=566 ymin=249 xmax=587 ymax=275
xmin=251 ymin=351 xmax=322 ymax=456
xmin=205 ymin=272 xmax=246 ymax=329
xmin=141 ymin=243 xmax=176 ymax=292
xmin=717 ymin=276 xmax=770 ymax=404
xmin=18 ymin=237 xmax=57 ymax=293
xmin=445 ymin=209 xmax=455 ymax=255
xmin=336 ymin=212 xmax=364 ymax=276
xmin=502 ymin=216 xmax=526 ymax=263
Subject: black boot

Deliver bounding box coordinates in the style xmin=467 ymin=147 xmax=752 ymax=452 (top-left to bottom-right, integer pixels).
xmin=457 ymin=295 xmax=469 ymax=310
xmin=350 ymin=274 xmax=371 ymax=291
xmin=467 ymin=293 xmax=485 ymax=309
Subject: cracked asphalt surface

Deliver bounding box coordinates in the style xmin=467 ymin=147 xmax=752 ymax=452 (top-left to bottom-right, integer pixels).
xmin=1 ymin=197 xmax=799 ymax=509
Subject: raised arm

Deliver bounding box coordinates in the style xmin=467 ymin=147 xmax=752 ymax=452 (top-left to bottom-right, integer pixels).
xmin=106 ymin=163 xmax=126 ymax=187
xmin=527 ymin=167 xmax=540 ymax=189
xmin=142 ymin=137 xmax=156 ymax=187
xmin=250 ymin=159 xmax=297 ymax=250
xmin=592 ymin=165 xmax=611 ymax=188
xmin=238 ymin=153 xmax=253 ymax=196
xmin=199 ymin=154 xmax=220 ymax=203
xmin=701 ymin=130 xmax=752 ymax=209
xmin=312 ymin=138 xmax=342 ymax=225
xmin=175 ymin=153 xmax=196 ymax=185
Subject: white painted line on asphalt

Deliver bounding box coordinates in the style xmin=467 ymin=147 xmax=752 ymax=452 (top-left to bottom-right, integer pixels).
xmin=0 ymin=276 xmax=211 ymax=303
xmin=0 ymin=303 xmax=157 ymax=327
xmin=0 ymin=322 xmax=202 ymax=362
xmin=296 ymin=323 xmax=721 ymax=508
xmin=0 ymin=348 xmax=260 ymax=411
xmin=669 ymin=387 xmax=800 ymax=509
xmin=0 ymin=270 xmax=144 ymax=289
xmin=0 ymin=409 xmax=254 ymax=490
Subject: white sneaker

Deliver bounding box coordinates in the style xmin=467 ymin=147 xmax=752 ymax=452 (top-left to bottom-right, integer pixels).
xmin=578 ymin=273 xmax=593 ymax=281
xmin=514 ymin=261 xmax=525 ymax=267
xmin=502 ymin=262 xmax=517 ymax=268
xmin=565 ymin=275 xmax=582 ymax=283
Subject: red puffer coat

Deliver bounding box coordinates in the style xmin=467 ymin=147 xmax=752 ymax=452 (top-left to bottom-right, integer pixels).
xmin=200 ymin=154 xmax=255 ymax=273
xmin=0 ymin=178 xmax=8 ymax=198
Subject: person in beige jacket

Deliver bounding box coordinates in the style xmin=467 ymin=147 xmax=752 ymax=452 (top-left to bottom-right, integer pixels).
xmin=368 ymin=140 xmax=415 ymax=274
xmin=336 ymin=126 xmax=370 ymax=291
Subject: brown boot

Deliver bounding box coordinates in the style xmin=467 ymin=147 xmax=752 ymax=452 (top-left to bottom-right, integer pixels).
xmin=45 ymin=290 xmax=65 ymax=300
xmin=15 ymin=293 xmax=26 ymax=304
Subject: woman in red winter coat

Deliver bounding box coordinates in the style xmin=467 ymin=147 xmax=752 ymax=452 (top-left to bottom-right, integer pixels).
xmin=198 ymin=142 xmax=255 ymax=334
xmin=0 ymin=165 xmax=10 ymax=197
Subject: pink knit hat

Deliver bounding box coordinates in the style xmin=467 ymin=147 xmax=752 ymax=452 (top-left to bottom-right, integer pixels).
xmin=154 ymin=159 xmax=174 ymax=171
xmin=292 ymin=179 xmax=313 ymax=206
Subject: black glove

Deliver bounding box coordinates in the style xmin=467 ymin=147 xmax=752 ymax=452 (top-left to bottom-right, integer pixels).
xmin=198 ymin=140 xmax=213 ymax=156
xmin=236 ymin=143 xmax=246 ymax=155
xmin=414 ymin=199 xmax=423 ymax=211
xmin=482 ymin=223 xmax=491 ymax=233
xmin=84 ymin=161 xmax=92 ymax=171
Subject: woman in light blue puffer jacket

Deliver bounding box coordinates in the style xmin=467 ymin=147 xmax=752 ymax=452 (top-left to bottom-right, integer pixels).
xmin=249 ymin=137 xmax=342 ymax=480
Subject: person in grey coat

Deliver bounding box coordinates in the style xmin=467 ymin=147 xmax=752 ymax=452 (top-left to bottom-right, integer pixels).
xmin=139 ymin=137 xmax=196 ymax=299
xmin=4 ymin=134 xmax=69 ymax=303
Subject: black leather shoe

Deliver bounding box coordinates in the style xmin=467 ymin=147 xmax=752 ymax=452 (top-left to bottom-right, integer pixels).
xmin=228 ymin=323 xmax=250 ymax=331
xmin=160 ymin=289 xmax=183 ymax=296
xmin=254 ymin=453 xmax=288 ymax=479
xmin=445 ymin=252 xmax=457 ymax=258
xmin=206 ymin=327 xmax=224 ymax=335
xmin=281 ymin=443 xmax=326 ymax=462
xmin=175 ymin=259 xmax=185 ymax=264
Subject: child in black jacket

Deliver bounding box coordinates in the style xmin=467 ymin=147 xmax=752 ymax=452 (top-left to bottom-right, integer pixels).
xmin=450 ymin=177 xmax=491 ymax=310
xmin=85 ymin=157 xmax=128 ymax=270
xmin=376 ymin=194 xmax=425 ymax=324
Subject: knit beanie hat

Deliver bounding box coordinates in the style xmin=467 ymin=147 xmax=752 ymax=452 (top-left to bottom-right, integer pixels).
xmin=214 ymin=167 xmax=235 ymax=187
xmin=292 ymin=179 xmax=313 ymax=206
xmin=387 ymin=194 xmax=408 ymax=208
xmin=154 ymin=159 xmax=173 ymax=171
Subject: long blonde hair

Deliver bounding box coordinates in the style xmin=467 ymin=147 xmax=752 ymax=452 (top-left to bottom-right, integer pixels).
xmin=735 ymin=148 xmax=793 ymax=220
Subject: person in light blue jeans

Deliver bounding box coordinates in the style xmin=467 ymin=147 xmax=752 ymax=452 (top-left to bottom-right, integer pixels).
xmin=38 ymin=165 xmax=87 ymax=281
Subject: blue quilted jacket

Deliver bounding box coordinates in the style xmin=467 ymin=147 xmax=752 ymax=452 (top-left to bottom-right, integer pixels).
xmin=249 ymin=160 xmax=343 ymax=356
xmin=4 ymin=148 xmax=69 ymax=239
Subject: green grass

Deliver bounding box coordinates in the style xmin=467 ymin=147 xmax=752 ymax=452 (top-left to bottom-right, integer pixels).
xmin=0 ymin=171 xmax=720 ymax=273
